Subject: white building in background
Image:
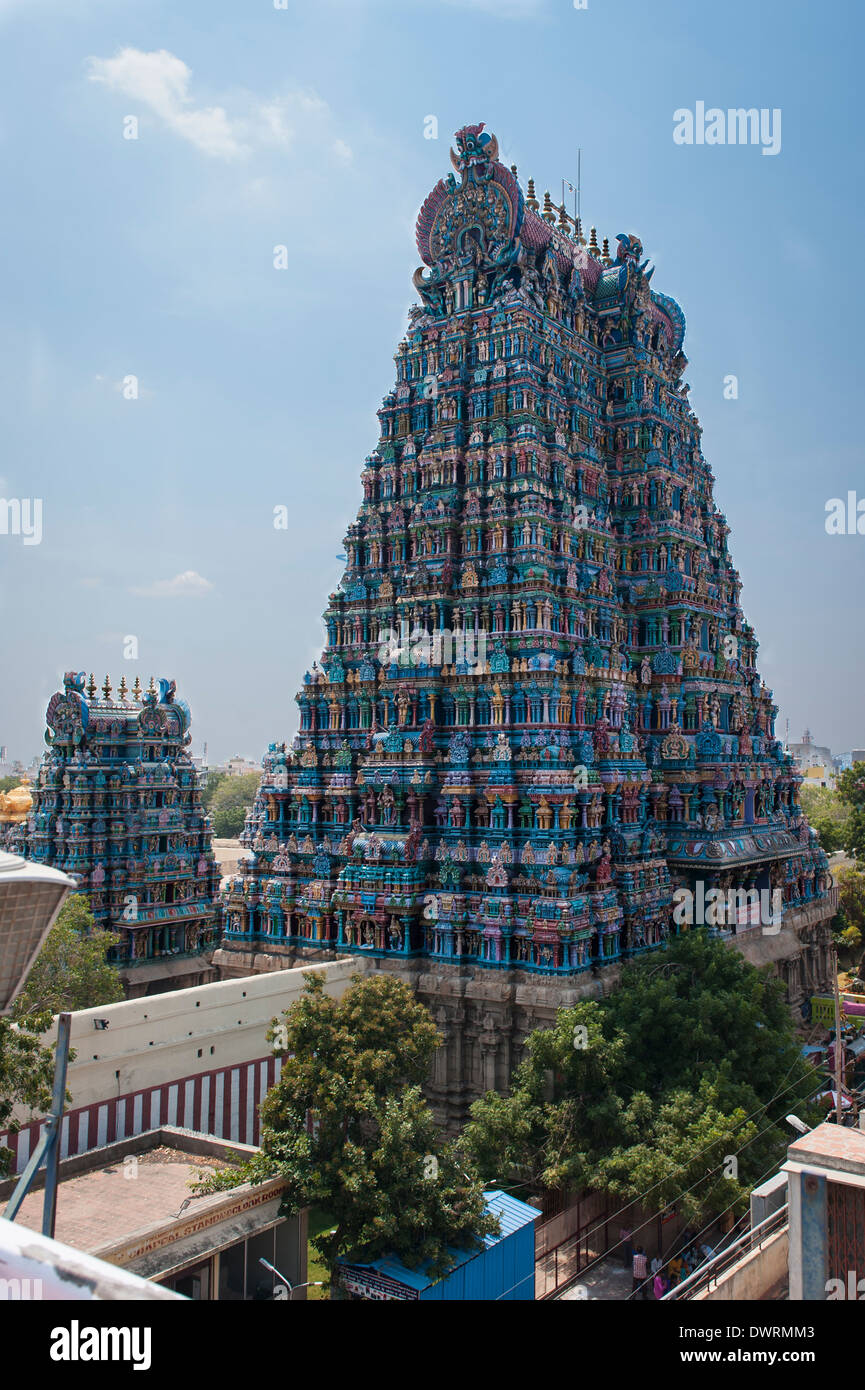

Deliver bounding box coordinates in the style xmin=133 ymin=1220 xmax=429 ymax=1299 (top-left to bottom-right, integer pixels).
xmin=787 ymin=729 xmax=834 ymax=775
xmin=223 ymin=756 xmax=261 ymax=777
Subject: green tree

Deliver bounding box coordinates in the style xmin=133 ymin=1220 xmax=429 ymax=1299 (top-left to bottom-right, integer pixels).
xmin=595 ymin=1079 xmax=759 ymax=1224
xmin=200 ymin=770 xmax=229 ymax=813
xmin=465 ymin=932 xmax=819 ymax=1222
xmin=464 ymin=1001 xmax=629 ymax=1196
xmin=799 ymin=784 xmax=851 ymax=854
xmin=210 ymin=772 xmax=260 ymax=838
xmin=837 ymin=764 xmax=865 ymax=860
xmin=0 ymin=1013 xmax=55 ymax=1176
xmin=834 ymin=865 xmax=865 ymax=970
xmin=195 ymin=973 xmax=497 ymax=1290
xmin=12 ymin=895 xmax=124 ymax=1020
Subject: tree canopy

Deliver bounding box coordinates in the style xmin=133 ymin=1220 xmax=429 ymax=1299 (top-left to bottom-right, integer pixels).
xmin=195 ymin=972 xmax=497 ymax=1289
xmin=464 ymin=931 xmax=819 ymax=1226
xmin=800 ymin=783 xmax=852 ymax=855
xmin=209 ymin=773 xmax=260 ymax=838
xmin=12 ymin=895 xmax=124 ymax=1021
xmin=0 ymin=1013 xmax=56 ymax=1177
xmin=837 ymin=764 xmax=865 ymax=861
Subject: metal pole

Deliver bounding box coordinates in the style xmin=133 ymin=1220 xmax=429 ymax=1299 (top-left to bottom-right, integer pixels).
xmin=4 ymin=1011 xmax=71 ymax=1233
xmin=832 ymin=950 xmax=844 ymax=1126
xmin=577 ymin=148 xmax=581 ymax=223
xmin=41 ymin=1012 xmax=71 ymax=1238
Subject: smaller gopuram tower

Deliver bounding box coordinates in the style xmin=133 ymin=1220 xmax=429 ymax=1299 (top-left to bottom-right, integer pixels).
xmin=26 ymin=671 xmax=220 ymax=997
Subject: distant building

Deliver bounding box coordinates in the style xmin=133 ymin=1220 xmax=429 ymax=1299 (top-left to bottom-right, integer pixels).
xmin=787 ymin=729 xmax=834 ymax=774
xmin=0 ymin=779 xmax=33 ymax=856
xmin=25 ymin=671 xmax=221 ymax=998
xmin=222 ymin=757 xmax=261 ymax=778
xmin=801 ymin=765 xmax=837 ymax=791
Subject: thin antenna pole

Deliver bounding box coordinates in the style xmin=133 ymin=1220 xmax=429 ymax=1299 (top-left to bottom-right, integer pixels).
xmin=833 ymin=950 xmax=844 ymax=1127
xmin=577 ymin=148 xmax=581 ymax=222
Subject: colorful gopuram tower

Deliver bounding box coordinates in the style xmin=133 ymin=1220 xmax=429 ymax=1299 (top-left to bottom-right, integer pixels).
xmin=219 ymin=124 xmax=833 ymax=1123
xmin=26 ymin=672 xmax=220 ymax=998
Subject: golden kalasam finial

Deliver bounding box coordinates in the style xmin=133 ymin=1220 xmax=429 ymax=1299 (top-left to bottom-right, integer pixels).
xmin=526 ymin=178 xmax=539 ymax=211
xmin=132 ymin=676 xmax=142 ymax=702
xmin=558 ymin=203 xmax=570 ymax=230
xmin=510 ymin=163 xmax=518 ymax=178
xmin=0 ymin=780 xmax=32 ymax=824
xmin=118 ymin=675 xmax=128 ymax=701
xmin=542 ymin=191 xmax=555 ymax=223
xmin=589 ymin=226 xmax=600 ymax=255
xmin=602 ymin=237 xmax=611 ymax=262
xmin=86 ymin=672 xmax=97 ymax=699
xmin=102 ymin=675 xmax=112 ymax=699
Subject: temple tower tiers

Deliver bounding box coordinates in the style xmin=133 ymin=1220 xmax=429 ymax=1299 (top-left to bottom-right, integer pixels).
xmin=218 ymin=124 xmax=833 ymax=1124
xmin=26 ymin=672 xmax=220 ymax=998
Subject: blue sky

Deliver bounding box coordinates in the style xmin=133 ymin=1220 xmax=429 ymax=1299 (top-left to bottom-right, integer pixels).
xmin=0 ymin=0 xmax=862 ymax=764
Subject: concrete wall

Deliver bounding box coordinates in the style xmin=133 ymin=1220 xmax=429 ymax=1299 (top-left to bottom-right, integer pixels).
xmin=696 ymin=1229 xmax=789 ymax=1301
xmin=39 ymin=955 xmax=367 ymax=1112
xmin=1 ymin=957 xmax=369 ymax=1172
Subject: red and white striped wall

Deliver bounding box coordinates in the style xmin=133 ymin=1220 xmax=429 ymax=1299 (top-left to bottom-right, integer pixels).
xmin=0 ymin=1053 xmax=283 ymax=1176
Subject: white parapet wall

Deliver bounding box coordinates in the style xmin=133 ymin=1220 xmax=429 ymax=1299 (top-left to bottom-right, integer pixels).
xmin=2 ymin=956 xmax=370 ymax=1173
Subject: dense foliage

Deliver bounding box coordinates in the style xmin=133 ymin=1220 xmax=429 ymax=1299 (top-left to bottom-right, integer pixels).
xmin=208 ymin=772 xmax=260 ymax=838
xmin=464 ymin=931 xmax=819 ymax=1225
xmin=195 ymin=973 xmax=497 ymax=1289
xmin=12 ymin=895 xmax=124 ymax=1020
xmin=0 ymin=1013 xmax=55 ymax=1177
xmin=800 ymin=784 xmax=852 ymax=854
xmin=837 ymin=764 xmax=865 ymax=861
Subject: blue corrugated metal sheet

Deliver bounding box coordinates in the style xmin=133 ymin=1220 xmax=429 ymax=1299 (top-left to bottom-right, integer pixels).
xmin=340 ymin=1191 xmax=540 ymax=1301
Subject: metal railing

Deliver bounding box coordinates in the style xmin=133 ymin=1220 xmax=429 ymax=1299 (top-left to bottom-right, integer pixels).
xmin=662 ymin=1204 xmax=788 ymax=1300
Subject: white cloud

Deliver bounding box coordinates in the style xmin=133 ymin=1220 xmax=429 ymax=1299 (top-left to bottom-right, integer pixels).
xmin=131 ymin=570 xmax=214 ymax=599
xmin=86 ymin=48 xmax=351 ymax=162
xmin=87 ymin=49 xmax=242 ymax=159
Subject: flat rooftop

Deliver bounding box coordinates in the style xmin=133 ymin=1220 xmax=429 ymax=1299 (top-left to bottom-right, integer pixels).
xmin=13 ymin=1145 xmax=230 ymax=1255
xmin=787 ymin=1121 xmax=865 ymax=1178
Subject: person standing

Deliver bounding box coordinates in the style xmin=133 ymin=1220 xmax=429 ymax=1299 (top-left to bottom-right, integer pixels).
xmin=620 ymin=1224 xmax=633 ymax=1269
xmin=632 ymin=1246 xmax=648 ymax=1298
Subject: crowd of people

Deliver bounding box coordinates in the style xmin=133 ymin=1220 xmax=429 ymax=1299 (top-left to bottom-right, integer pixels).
xmin=622 ymin=1227 xmax=716 ymax=1300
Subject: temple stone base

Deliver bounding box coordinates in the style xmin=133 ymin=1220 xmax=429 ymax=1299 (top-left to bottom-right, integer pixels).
xmin=120 ymin=952 xmax=218 ymax=999
xmin=211 ymin=944 xmax=344 ymax=978
xmin=724 ymin=902 xmax=835 ymax=1015
xmin=213 ymin=907 xmax=836 ymax=1130
xmin=374 ymin=957 xmax=619 ymax=1130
